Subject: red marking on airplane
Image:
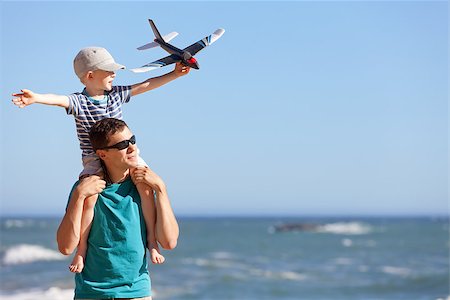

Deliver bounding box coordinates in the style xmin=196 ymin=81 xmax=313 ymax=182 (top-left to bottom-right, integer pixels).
xmin=187 ymin=57 xmax=197 ymax=64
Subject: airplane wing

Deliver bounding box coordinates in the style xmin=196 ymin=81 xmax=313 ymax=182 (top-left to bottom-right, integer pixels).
xmin=130 ymin=54 xmax=179 ymax=73
xmin=137 ymin=31 xmax=179 ymax=50
xmin=183 ymin=28 xmax=225 ymax=56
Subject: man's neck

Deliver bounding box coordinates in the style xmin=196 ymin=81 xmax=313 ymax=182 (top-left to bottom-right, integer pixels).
xmin=105 ymin=167 xmax=130 ymax=184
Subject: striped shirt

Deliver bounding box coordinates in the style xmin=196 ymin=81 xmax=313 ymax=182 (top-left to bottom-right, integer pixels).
xmin=66 ymin=86 xmax=132 ymax=157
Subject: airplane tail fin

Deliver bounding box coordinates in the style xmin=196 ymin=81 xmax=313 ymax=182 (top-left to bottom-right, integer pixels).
xmin=149 ymin=19 xmax=164 ymax=42
xmin=137 ymin=32 xmax=178 ymax=50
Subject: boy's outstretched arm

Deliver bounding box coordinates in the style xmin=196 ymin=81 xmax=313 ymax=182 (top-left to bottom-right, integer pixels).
xmin=130 ymin=62 xmax=190 ymax=97
xmin=12 ymin=89 xmax=69 ymax=109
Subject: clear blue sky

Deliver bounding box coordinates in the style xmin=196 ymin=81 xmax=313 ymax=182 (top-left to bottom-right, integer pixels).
xmin=0 ymin=1 xmax=448 ymax=216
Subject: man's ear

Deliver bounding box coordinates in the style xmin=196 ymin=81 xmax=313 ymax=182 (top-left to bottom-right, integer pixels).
xmin=96 ymin=149 xmax=107 ymax=159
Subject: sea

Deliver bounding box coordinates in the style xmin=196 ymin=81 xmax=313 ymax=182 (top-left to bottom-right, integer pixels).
xmin=0 ymin=216 xmax=448 ymax=300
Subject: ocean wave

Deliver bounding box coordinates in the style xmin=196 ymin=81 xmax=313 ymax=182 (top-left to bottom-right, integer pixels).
xmin=210 ymin=251 xmax=234 ymax=260
xmin=0 ymin=287 xmax=73 ymax=300
xmin=182 ymin=256 xmax=306 ymax=281
xmin=1 ymin=219 xmax=52 ymax=229
xmin=3 ymin=219 xmax=33 ymax=229
xmin=380 ymin=266 xmax=412 ymax=277
xmin=341 ymin=238 xmax=377 ymax=247
xmin=2 ymin=244 xmax=66 ymax=265
xmin=248 ymin=268 xmax=307 ymax=281
xmin=316 ymin=222 xmax=372 ymax=235
xmin=182 ymin=251 xmax=237 ymax=269
xmin=181 ymin=257 xmax=236 ymax=269
xmin=332 ymin=257 xmax=353 ymax=265
xmin=341 ymin=238 xmax=353 ymax=247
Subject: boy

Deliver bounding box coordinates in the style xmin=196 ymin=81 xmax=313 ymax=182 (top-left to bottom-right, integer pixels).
xmin=12 ymin=46 xmax=189 ymax=272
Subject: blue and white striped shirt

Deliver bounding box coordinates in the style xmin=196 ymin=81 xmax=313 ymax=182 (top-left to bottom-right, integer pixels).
xmin=66 ymin=86 xmax=132 ymax=157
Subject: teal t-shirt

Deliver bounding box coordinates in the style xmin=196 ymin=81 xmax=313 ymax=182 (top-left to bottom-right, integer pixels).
xmin=68 ymin=177 xmax=151 ymax=299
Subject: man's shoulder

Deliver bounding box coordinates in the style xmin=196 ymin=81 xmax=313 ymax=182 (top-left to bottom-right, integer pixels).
xmin=69 ymin=180 xmax=81 ymax=194
xmin=65 ymin=180 xmax=82 ymax=209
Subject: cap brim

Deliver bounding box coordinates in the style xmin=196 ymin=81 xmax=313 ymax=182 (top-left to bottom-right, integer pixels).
xmin=97 ymin=62 xmax=126 ymax=72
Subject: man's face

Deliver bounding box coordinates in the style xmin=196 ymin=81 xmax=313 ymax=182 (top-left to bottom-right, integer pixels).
xmin=99 ymin=127 xmax=139 ymax=169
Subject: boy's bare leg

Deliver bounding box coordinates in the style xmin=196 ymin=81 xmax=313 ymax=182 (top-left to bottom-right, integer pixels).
xmin=69 ymin=194 xmax=98 ymax=273
xmin=136 ymin=182 xmax=165 ymax=264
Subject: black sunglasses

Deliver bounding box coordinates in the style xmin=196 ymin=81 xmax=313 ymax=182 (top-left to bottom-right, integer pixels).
xmin=100 ymin=135 xmax=136 ymax=150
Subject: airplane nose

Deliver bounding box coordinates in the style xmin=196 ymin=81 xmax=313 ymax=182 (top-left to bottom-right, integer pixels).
xmin=185 ymin=57 xmax=200 ymax=69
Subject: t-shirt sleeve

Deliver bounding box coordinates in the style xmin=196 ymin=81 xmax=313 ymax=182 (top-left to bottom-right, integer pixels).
xmin=113 ymin=86 xmax=132 ymax=104
xmin=66 ymin=93 xmax=82 ymax=116
xmin=65 ymin=181 xmax=81 ymax=210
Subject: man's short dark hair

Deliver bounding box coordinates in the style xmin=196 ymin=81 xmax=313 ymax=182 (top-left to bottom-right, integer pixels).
xmin=89 ymin=118 xmax=128 ymax=150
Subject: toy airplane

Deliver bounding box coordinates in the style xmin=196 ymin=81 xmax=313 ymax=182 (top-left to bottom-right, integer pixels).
xmin=131 ymin=19 xmax=225 ymax=73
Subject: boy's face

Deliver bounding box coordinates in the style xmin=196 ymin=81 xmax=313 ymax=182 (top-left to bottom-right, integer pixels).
xmin=86 ymin=69 xmax=116 ymax=92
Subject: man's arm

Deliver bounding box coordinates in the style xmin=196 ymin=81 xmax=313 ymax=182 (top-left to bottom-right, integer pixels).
xmin=56 ymin=176 xmax=106 ymax=255
xmin=154 ymin=183 xmax=179 ymax=250
xmin=12 ymin=89 xmax=69 ymax=109
xmin=132 ymin=166 xmax=179 ymax=250
xmin=130 ymin=62 xmax=190 ymax=97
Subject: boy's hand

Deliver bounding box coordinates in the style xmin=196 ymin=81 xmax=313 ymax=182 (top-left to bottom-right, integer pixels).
xmin=12 ymin=89 xmax=38 ymax=108
xmin=132 ymin=166 xmax=165 ymax=193
xmin=76 ymin=175 xmax=106 ymax=198
xmin=174 ymin=62 xmax=190 ymax=77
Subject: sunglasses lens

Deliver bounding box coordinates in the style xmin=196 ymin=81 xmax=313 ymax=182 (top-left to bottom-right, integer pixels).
xmin=115 ymin=136 xmax=136 ymax=150
xmin=102 ymin=135 xmax=136 ymax=150
xmin=115 ymin=141 xmax=129 ymax=150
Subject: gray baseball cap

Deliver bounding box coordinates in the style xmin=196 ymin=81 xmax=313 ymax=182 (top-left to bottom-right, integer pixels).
xmin=73 ymin=47 xmax=126 ymax=78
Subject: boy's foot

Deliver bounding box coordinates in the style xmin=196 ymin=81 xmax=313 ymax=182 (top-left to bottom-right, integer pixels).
xmin=69 ymin=254 xmax=84 ymax=273
xmin=150 ymin=247 xmax=165 ymax=264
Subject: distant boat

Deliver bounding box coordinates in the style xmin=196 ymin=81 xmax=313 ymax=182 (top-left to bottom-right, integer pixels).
xmin=270 ymin=223 xmax=320 ymax=233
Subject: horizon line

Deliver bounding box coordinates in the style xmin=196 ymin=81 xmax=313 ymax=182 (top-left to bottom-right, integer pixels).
xmin=0 ymin=213 xmax=448 ymax=219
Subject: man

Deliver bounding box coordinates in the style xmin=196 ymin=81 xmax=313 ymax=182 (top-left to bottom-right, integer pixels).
xmin=57 ymin=118 xmax=179 ymax=300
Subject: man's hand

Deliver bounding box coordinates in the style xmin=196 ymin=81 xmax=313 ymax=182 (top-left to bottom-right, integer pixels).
xmin=12 ymin=89 xmax=38 ymax=108
xmin=173 ymin=62 xmax=190 ymax=77
xmin=76 ymin=175 xmax=106 ymax=198
xmin=131 ymin=166 xmax=165 ymax=192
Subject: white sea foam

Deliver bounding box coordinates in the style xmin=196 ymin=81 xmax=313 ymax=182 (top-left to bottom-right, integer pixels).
xmin=341 ymin=238 xmax=353 ymax=247
xmin=249 ymin=268 xmax=307 ymax=281
xmin=210 ymin=251 xmax=234 ymax=260
xmin=0 ymin=287 xmax=179 ymax=300
xmin=181 ymin=257 xmax=236 ymax=269
xmin=2 ymin=219 xmax=51 ymax=229
xmin=381 ymin=266 xmax=412 ymax=277
xmin=333 ymin=257 xmax=353 ymax=265
xmin=317 ymin=222 xmax=371 ymax=235
xmin=182 ymin=256 xmax=306 ymax=282
xmin=0 ymin=287 xmax=73 ymax=300
xmin=2 ymin=244 xmax=66 ymax=265
xmin=4 ymin=219 xmax=30 ymax=228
